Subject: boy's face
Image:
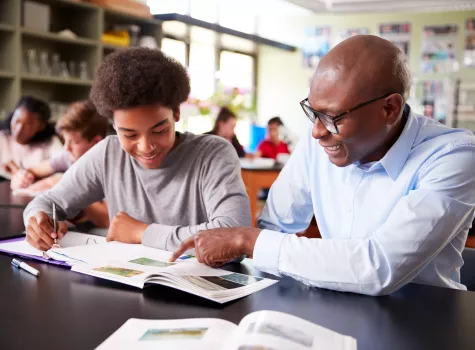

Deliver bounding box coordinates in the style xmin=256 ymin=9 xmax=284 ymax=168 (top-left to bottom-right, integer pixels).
xmin=268 ymin=122 xmax=280 ymax=140
xmin=113 ymin=105 xmax=179 ymax=169
xmin=63 ymin=130 xmax=102 ymax=162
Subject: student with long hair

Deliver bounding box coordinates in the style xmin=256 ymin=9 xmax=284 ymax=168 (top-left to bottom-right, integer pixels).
xmin=206 ymin=107 xmax=246 ymax=158
xmin=0 ymin=96 xmax=62 ymax=177
xmin=11 ymin=100 xmax=110 ymax=228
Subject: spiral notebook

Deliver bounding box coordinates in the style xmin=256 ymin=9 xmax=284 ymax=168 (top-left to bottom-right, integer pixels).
xmin=0 ymin=232 xmax=106 ymax=266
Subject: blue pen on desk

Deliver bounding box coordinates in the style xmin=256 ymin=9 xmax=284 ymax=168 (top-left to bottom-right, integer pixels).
xmin=178 ymin=254 xmax=195 ymax=261
xmin=11 ymin=258 xmax=40 ymax=277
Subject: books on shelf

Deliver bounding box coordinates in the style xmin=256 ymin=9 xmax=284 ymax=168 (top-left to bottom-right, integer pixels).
xmin=96 ymin=310 xmax=357 ymax=350
xmin=0 ymin=233 xmax=276 ymax=304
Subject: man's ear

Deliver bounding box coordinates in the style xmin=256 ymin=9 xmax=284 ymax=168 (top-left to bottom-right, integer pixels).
xmin=384 ymin=93 xmax=404 ymax=125
xmin=174 ymin=107 xmax=181 ymax=123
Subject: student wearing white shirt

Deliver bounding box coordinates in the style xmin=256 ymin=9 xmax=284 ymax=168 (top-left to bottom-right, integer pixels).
xmin=0 ymin=96 xmax=62 ymax=176
xmin=170 ymin=35 xmax=475 ymax=296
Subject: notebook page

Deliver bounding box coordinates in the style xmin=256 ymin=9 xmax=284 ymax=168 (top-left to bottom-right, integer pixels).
xmin=0 ymin=232 xmax=105 ymax=259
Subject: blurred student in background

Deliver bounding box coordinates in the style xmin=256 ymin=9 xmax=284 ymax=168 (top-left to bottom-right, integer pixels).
xmin=11 ymin=100 xmax=108 ymax=189
xmin=0 ymin=96 xmax=62 ymax=176
xmin=206 ymin=107 xmax=246 ymax=158
xmin=11 ymin=100 xmax=110 ymax=228
xmin=256 ymin=117 xmax=291 ymax=160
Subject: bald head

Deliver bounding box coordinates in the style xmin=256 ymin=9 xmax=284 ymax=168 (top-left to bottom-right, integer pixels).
xmin=312 ymin=35 xmax=411 ymax=103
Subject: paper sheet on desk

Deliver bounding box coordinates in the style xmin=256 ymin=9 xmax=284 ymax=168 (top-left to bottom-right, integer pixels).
xmin=0 ymin=232 xmax=106 ymax=266
xmin=240 ymin=158 xmax=275 ymax=169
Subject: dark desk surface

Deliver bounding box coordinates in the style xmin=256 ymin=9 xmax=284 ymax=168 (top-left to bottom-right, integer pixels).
xmin=0 ymin=253 xmax=474 ymax=350
xmin=0 ymin=181 xmax=32 ymax=208
xmin=0 ymin=207 xmax=25 ymax=238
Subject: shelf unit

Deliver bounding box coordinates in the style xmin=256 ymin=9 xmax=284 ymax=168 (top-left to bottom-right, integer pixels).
xmin=0 ymin=0 xmax=162 ymax=118
xmin=453 ymin=79 xmax=475 ymax=132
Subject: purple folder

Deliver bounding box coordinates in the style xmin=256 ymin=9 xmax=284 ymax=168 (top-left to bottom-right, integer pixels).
xmin=0 ymin=236 xmax=71 ymax=267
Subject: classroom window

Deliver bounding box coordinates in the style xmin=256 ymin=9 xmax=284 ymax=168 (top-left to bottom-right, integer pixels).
xmin=189 ymin=43 xmax=216 ymax=100
xmin=160 ymin=38 xmax=187 ymax=67
xmin=219 ymin=50 xmax=255 ymax=110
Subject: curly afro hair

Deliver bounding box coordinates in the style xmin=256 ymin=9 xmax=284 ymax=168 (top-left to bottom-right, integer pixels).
xmin=90 ymin=47 xmax=190 ymax=119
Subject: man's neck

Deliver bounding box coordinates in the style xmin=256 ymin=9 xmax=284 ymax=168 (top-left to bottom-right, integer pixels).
xmin=360 ymin=115 xmax=407 ymax=164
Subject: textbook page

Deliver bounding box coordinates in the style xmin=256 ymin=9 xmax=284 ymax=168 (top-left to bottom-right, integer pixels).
xmin=226 ymin=310 xmax=357 ymax=350
xmin=68 ymin=243 xmax=277 ymax=303
xmin=95 ymin=318 xmax=237 ymax=350
xmin=61 ymin=241 xmax=175 ymax=265
xmin=71 ymin=254 xmax=276 ymax=302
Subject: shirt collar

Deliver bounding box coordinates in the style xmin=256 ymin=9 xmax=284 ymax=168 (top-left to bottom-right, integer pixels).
xmin=356 ymin=105 xmax=419 ymax=181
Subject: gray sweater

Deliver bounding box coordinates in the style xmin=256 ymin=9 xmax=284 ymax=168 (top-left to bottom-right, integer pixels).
xmin=23 ymin=133 xmax=251 ymax=251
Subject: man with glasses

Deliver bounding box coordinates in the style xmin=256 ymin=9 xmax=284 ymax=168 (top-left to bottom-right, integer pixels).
xmin=170 ymin=35 xmax=475 ymax=296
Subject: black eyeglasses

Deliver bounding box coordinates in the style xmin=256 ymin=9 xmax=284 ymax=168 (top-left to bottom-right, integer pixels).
xmin=299 ymin=92 xmax=395 ymax=134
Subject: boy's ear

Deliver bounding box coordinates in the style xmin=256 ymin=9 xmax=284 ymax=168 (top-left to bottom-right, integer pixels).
xmin=91 ymin=135 xmax=102 ymax=145
xmin=174 ymin=107 xmax=181 ymax=123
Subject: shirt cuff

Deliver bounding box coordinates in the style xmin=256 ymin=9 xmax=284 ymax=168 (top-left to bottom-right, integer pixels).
xmin=252 ymin=229 xmax=287 ymax=276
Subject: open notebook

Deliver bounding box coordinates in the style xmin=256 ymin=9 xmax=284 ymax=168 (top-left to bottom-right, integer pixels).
xmin=0 ymin=232 xmax=106 ymax=266
xmin=96 ymin=310 xmax=357 ymax=350
xmin=0 ymin=233 xmax=277 ymax=303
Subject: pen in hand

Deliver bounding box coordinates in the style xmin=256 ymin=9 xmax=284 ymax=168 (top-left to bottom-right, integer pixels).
xmin=53 ymin=202 xmax=58 ymax=245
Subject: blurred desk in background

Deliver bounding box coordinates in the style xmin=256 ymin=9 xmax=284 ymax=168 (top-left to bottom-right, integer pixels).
xmin=241 ymin=164 xmax=282 ymax=227
xmin=0 ymin=181 xmax=32 ymax=208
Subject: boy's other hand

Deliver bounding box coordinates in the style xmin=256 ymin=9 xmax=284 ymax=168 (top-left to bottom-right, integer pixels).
xmin=106 ymin=212 xmax=149 ymax=244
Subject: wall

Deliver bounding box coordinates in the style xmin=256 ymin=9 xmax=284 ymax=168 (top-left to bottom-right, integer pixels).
xmin=256 ymin=10 xmax=475 ymax=136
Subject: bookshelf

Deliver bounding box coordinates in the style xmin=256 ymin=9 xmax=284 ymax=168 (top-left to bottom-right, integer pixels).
xmin=0 ymin=0 xmax=161 ymax=117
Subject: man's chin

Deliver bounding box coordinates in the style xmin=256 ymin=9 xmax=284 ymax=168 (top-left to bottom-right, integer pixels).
xmin=328 ymin=154 xmax=351 ymax=167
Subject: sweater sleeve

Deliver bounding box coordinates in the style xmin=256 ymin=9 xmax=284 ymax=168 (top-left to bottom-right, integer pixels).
xmin=23 ymin=139 xmax=108 ymax=225
xmin=142 ymin=140 xmax=251 ymax=251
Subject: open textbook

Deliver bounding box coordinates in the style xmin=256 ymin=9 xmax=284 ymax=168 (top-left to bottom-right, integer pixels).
xmin=96 ymin=310 xmax=357 ymax=350
xmin=0 ymin=233 xmax=277 ymax=303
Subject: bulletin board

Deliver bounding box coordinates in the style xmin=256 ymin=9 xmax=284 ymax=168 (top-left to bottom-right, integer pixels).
xmin=379 ymin=22 xmax=411 ymax=56
xmin=302 ymin=27 xmax=331 ymax=69
xmin=420 ymin=25 xmax=458 ymax=74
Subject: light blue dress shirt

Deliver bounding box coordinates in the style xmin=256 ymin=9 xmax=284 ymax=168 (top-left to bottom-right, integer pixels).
xmin=255 ymin=107 xmax=475 ymax=295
